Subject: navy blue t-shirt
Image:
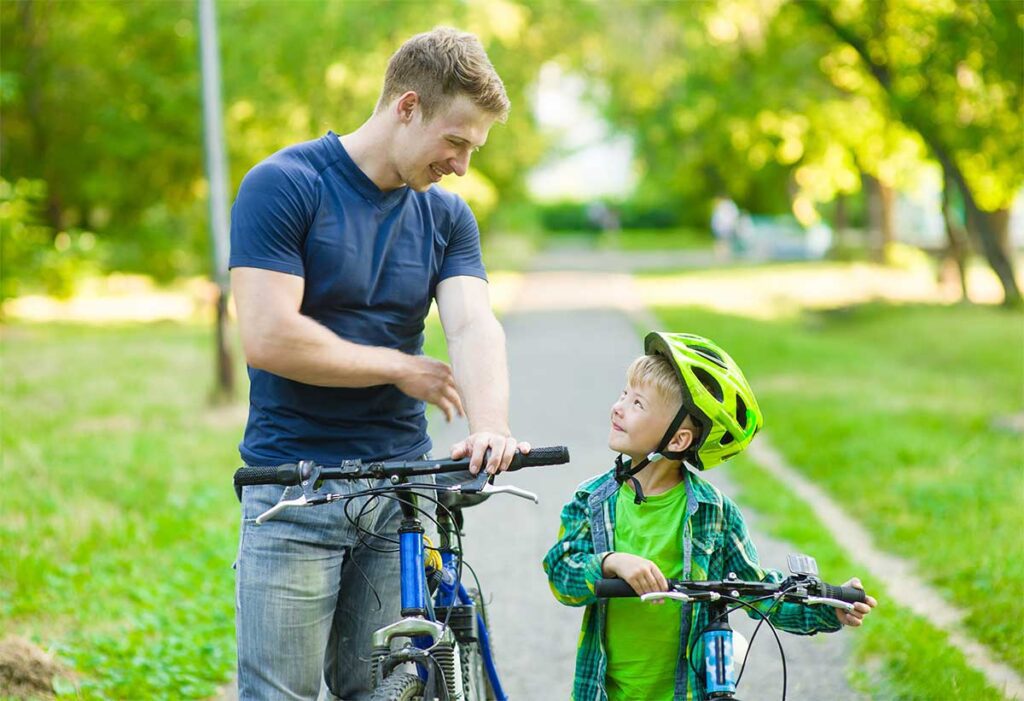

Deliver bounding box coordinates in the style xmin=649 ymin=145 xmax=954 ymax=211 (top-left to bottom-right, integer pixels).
xmin=229 ymin=131 xmax=487 ymax=465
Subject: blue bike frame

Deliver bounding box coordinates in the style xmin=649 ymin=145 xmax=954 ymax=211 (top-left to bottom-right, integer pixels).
xmin=396 ymin=500 xmax=508 ymax=700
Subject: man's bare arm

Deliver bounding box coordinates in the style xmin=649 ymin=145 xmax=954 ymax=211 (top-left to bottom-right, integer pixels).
xmin=436 ymin=275 xmax=528 ymax=473
xmin=232 ymin=267 xmax=463 ymax=419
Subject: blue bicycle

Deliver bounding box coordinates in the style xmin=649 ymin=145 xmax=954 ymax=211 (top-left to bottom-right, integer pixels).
xmin=233 ymin=446 xmax=570 ymax=701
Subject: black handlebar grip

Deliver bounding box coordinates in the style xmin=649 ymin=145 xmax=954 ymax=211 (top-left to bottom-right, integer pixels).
xmin=507 ymin=445 xmax=570 ymax=471
xmin=594 ymin=578 xmax=639 ymax=598
xmin=821 ymin=583 xmax=867 ymax=604
xmin=233 ymin=464 xmax=302 ymax=487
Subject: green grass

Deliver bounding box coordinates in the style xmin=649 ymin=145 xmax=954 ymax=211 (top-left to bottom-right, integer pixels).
xmin=1 ymin=317 xmax=449 ymax=699
xmin=728 ymin=452 xmax=1002 ymax=700
xmin=653 ymin=302 xmax=1024 ymax=694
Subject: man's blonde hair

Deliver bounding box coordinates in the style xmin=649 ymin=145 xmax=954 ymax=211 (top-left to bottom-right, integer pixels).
xmin=376 ymin=27 xmax=510 ymax=122
xmin=626 ymin=354 xmax=683 ymax=409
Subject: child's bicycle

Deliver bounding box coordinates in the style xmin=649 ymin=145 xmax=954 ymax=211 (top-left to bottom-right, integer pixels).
xmin=233 ymin=446 xmax=570 ymax=701
xmin=595 ymin=554 xmax=867 ymax=701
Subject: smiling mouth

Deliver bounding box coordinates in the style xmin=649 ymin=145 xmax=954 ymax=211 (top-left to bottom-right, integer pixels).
xmin=611 ymin=422 xmax=625 ymax=432
xmin=430 ymin=164 xmax=446 ymax=181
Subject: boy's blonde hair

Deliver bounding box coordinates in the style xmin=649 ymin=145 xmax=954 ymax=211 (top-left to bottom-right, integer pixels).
xmin=626 ymin=354 xmax=683 ymax=409
xmin=376 ymin=27 xmax=510 ymax=123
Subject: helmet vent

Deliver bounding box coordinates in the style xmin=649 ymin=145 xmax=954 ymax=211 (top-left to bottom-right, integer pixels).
xmin=693 ymin=367 xmax=723 ymax=402
xmin=689 ymin=345 xmax=728 ymax=369
xmin=720 ymin=431 xmax=735 ymax=446
xmin=736 ymin=396 xmax=748 ymax=429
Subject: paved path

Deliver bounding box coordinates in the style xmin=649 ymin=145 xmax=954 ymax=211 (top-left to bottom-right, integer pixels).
xmin=427 ymin=271 xmax=865 ymax=700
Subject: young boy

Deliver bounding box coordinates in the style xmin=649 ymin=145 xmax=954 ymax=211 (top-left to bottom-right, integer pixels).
xmin=543 ymin=332 xmax=876 ymax=701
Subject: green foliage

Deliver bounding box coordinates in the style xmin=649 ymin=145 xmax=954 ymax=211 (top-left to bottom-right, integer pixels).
xmin=537 ymin=201 xmax=601 ymax=233
xmin=0 ymin=178 xmax=104 ymax=301
xmin=0 ymin=0 xmax=559 ymax=281
xmin=654 ymin=301 xmax=1024 ymax=675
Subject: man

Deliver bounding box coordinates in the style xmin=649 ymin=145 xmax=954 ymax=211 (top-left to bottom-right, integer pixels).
xmin=229 ymin=27 xmax=527 ymax=700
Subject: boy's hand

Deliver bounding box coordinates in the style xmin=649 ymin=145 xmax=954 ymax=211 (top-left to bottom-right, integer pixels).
xmin=602 ymin=553 xmax=669 ymax=599
xmin=834 ymin=577 xmax=877 ymax=627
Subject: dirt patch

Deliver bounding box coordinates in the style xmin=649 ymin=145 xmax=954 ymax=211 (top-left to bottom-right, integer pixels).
xmin=0 ymin=636 xmax=74 ymax=700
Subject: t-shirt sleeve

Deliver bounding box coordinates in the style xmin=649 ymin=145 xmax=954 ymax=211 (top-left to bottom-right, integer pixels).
xmin=228 ymin=159 xmax=318 ymax=277
xmin=437 ymin=195 xmax=487 ymax=283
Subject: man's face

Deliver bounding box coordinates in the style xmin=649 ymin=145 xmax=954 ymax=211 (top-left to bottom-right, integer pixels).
xmin=608 ymin=381 xmax=678 ymax=459
xmin=395 ymin=94 xmax=497 ymax=192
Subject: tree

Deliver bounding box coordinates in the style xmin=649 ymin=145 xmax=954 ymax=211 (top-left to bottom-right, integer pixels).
xmin=803 ymin=0 xmax=1023 ymax=306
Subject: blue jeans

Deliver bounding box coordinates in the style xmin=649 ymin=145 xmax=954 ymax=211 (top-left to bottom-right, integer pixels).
xmin=235 ymin=478 xmax=405 ymax=701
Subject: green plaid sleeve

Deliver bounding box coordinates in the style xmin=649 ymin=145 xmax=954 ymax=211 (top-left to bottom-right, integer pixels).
xmin=543 ymin=489 xmax=607 ymax=607
xmin=720 ymin=496 xmax=843 ymax=634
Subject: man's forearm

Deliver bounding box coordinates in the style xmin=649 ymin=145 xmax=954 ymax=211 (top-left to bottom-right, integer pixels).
xmin=246 ymin=311 xmax=406 ymax=388
xmin=446 ymin=314 xmax=510 ymax=433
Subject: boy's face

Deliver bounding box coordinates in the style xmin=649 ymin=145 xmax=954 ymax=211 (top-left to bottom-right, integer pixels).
xmin=608 ymin=381 xmax=679 ymax=459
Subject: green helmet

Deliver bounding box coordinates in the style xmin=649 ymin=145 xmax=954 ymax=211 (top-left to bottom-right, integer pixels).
xmin=644 ymin=331 xmax=763 ymax=470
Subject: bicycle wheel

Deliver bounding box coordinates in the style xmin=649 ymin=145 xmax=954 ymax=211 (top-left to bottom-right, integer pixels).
xmin=465 ymin=588 xmax=497 ymax=701
xmin=369 ymin=672 xmax=425 ymax=701
xmin=459 ymin=640 xmax=486 ymax=701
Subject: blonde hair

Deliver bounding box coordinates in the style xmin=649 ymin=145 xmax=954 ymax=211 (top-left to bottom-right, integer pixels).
xmin=626 ymin=354 xmax=683 ymax=410
xmin=375 ymin=27 xmax=510 ymax=122
xmin=628 ymin=354 xmax=703 ymax=446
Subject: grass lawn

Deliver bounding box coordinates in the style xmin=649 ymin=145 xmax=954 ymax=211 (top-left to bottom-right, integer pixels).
xmin=1 ymin=316 xmax=449 ymax=699
xmin=653 ymin=302 xmax=1024 ymax=697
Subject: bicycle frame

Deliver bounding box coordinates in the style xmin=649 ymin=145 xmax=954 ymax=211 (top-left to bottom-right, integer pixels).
xmin=370 ymin=475 xmax=508 ymax=701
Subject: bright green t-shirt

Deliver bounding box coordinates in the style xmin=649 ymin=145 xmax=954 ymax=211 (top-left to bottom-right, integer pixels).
xmin=604 ymin=479 xmax=687 ymax=701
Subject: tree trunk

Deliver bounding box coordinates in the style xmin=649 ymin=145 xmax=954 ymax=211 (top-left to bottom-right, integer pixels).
xmin=940 ymin=169 xmax=970 ymax=301
xmin=212 ymin=286 xmax=235 ymax=402
xmin=864 ymin=174 xmax=895 ymax=263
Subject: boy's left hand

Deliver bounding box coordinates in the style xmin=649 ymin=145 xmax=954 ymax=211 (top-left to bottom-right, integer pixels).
xmin=834 ymin=577 xmax=877 ymax=627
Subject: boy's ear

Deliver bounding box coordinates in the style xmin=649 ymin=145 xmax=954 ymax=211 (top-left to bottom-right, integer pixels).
xmin=668 ymin=427 xmax=695 ymax=454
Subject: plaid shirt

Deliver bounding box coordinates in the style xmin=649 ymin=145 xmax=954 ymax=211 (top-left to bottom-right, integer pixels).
xmin=542 ymin=467 xmax=842 ymax=701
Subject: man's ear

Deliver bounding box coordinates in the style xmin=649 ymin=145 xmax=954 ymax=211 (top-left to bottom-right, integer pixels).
xmin=667 ymin=427 xmax=694 ymax=454
xmin=395 ymin=91 xmax=420 ymax=123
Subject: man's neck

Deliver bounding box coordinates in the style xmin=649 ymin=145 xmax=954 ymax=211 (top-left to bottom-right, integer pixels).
xmin=339 ymin=118 xmax=403 ymax=192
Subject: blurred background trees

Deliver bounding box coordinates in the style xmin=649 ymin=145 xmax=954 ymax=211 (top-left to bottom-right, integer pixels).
xmin=2 ymin=0 xmax=1021 ymax=303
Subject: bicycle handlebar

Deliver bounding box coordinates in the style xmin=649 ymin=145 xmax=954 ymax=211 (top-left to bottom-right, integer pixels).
xmin=233 ymin=445 xmax=571 ymax=488
xmin=594 ymin=576 xmax=867 ymax=605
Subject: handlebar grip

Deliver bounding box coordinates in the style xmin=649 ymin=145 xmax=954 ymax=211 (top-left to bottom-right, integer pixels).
xmin=821 ymin=583 xmax=867 ymax=604
xmin=507 ymin=445 xmax=570 ymax=471
xmin=233 ymin=464 xmax=302 ymax=487
xmin=595 ymin=578 xmax=639 ymax=598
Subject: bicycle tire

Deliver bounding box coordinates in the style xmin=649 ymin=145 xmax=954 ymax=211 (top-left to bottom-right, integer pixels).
xmin=369 ymin=672 xmax=426 ymax=701
xmin=465 ymin=588 xmax=497 ymax=701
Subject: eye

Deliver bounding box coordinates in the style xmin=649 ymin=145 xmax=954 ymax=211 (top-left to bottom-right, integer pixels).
xmin=634 ymin=399 xmax=644 ymax=409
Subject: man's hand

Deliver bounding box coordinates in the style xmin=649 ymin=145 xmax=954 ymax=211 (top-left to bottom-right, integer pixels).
xmin=602 ymin=552 xmax=669 ymax=599
xmin=834 ymin=577 xmax=877 ymax=627
xmin=395 ymin=355 xmax=464 ymax=422
xmin=450 ymin=433 xmax=531 ymax=475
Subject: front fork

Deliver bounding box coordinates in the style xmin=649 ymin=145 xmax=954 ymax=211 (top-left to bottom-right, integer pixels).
xmin=371 ymin=479 xmax=465 ymax=698
xmin=704 ymin=599 xmax=739 ymax=699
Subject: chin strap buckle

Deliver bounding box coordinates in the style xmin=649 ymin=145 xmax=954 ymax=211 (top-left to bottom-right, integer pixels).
xmin=614 ymin=454 xmax=648 ymax=505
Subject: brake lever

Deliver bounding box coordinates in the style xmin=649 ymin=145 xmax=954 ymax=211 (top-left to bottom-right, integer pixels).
xmin=805 ymin=596 xmax=855 ymax=612
xmin=640 ymin=591 xmax=692 ymax=603
xmin=481 ymin=483 xmax=539 ymax=503
xmin=255 ymin=494 xmax=309 ymax=525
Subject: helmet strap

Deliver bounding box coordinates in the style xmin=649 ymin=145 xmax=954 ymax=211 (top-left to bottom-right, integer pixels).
xmin=613 ymin=406 xmax=690 ymax=505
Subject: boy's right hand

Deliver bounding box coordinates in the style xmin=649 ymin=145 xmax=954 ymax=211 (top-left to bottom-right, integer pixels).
xmin=601 ymin=552 xmax=669 ymax=596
